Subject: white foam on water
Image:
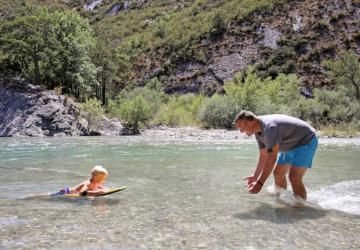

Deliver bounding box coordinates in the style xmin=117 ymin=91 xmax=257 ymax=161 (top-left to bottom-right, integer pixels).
xmin=309 ymin=180 xmax=360 ymax=215
xmin=265 ymin=185 xmax=306 ymax=207
xmin=265 ymin=181 xmax=360 ymax=213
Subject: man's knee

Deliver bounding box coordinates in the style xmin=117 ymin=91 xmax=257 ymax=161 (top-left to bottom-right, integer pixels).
xmin=273 ymin=165 xmax=288 ymax=179
xmin=289 ymin=172 xmax=302 ymax=185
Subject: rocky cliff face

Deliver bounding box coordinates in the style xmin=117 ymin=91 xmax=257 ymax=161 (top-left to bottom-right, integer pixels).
xmin=0 ymin=78 xmax=122 ymax=137
xmin=134 ymin=0 xmax=360 ymax=94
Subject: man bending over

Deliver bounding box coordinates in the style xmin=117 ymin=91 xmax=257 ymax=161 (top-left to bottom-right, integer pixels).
xmin=234 ymin=110 xmax=318 ymax=200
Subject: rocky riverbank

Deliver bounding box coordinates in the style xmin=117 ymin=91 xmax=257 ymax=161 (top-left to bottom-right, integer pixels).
xmin=141 ymin=126 xmax=246 ymax=141
xmin=1 ymin=79 xmax=358 ymax=138
xmin=141 ymin=126 xmax=360 ymax=141
xmin=0 ymin=78 xmax=123 ymax=137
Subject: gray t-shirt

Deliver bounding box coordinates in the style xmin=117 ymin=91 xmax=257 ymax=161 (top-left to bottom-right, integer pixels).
xmin=255 ymin=114 xmax=315 ymax=152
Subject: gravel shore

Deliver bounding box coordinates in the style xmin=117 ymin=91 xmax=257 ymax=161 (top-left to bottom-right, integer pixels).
xmin=141 ymin=126 xmax=245 ymax=141
xmin=141 ymin=126 xmax=360 ymax=145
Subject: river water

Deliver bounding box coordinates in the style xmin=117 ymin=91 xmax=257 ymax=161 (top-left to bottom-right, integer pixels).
xmin=0 ymin=134 xmax=359 ymax=249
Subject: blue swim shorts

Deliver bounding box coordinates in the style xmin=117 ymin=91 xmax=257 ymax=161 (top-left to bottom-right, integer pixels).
xmin=277 ymin=136 xmax=318 ymax=168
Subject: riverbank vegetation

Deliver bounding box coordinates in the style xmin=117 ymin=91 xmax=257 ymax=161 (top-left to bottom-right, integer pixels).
xmin=0 ymin=2 xmax=359 ymax=136
xmin=77 ymin=51 xmax=359 ymax=137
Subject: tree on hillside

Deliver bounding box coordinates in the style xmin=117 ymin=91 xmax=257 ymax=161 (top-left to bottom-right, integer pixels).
xmin=91 ymin=39 xmax=131 ymax=105
xmin=0 ymin=8 xmax=98 ymax=99
xmin=325 ymin=50 xmax=360 ymax=101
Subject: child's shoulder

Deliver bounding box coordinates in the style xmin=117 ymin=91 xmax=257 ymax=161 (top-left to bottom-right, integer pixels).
xmin=78 ymin=179 xmax=91 ymax=186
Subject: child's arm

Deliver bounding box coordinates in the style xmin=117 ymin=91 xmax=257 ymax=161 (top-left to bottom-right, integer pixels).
xmin=82 ymin=188 xmax=105 ymax=197
xmin=70 ymin=181 xmax=88 ymax=194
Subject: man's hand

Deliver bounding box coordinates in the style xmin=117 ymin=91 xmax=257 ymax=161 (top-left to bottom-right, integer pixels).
xmin=244 ymin=176 xmax=257 ymax=188
xmin=248 ymin=181 xmax=263 ymax=194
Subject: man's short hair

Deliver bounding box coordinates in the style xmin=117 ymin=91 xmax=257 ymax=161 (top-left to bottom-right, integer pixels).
xmin=234 ymin=110 xmax=257 ymax=124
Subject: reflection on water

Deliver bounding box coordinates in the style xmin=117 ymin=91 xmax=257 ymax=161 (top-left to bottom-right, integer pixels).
xmin=0 ymin=136 xmax=360 ymax=249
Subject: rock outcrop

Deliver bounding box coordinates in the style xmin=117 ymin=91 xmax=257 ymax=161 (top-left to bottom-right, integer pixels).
xmin=0 ymin=78 xmax=123 ymax=137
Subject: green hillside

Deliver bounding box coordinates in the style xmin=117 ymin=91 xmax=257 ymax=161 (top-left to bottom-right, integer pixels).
xmin=1 ymin=0 xmax=359 ymax=135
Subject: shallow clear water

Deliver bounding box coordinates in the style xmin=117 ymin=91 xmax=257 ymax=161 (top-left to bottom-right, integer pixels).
xmin=0 ymin=136 xmax=359 ymax=249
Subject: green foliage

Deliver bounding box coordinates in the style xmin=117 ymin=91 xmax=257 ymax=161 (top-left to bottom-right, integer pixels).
xmin=0 ymin=7 xmax=98 ymax=98
xmin=118 ymin=96 xmax=151 ymax=130
xmin=224 ymin=69 xmax=301 ymax=115
xmin=320 ymin=122 xmax=360 ymax=138
xmin=110 ymin=0 xmax=281 ymax=70
xmin=120 ymin=83 xmax=166 ymax=115
xmin=224 ymin=70 xmax=263 ymax=111
xmin=107 ymin=80 xmax=166 ymax=129
xmin=210 ymin=12 xmax=227 ymax=37
xmin=293 ymin=85 xmax=360 ymax=129
xmin=255 ymin=46 xmax=297 ymax=78
xmin=81 ymin=98 xmax=105 ymax=131
xmin=91 ymin=39 xmax=131 ymax=105
xmin=198 ymin=94 xmax=240 ymax=129
xmin=324 ymin=50 xmax=360 ymax=100
xmin=154 ymin=21 xmax=166 ymax=38
xmin=152 ymin=94 xmax=204 ymax=126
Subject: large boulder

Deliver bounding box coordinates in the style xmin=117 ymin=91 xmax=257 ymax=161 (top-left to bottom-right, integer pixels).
xmin=98 ymin=117 xmax=123 ymax=136
xmin=0 ymin=79 xmax=122 ymax=137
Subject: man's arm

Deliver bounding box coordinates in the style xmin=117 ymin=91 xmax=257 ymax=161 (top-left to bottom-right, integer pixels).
xmin=244 ymin=148 xmax=267 ymax=187
xmin=249 ymin=144 xmax=279 ymax=194
xmin=254 ymin=148 xmax=268 ymax=179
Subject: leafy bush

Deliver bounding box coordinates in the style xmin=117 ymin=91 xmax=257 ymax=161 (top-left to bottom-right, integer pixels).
xmin=210 ymin=12 xmax=227 ymax=37
xmin=324 ymin=50 xmax=360 ymax=100
xmin=116 ymin=80 xmax=167 ymax=118
xmin=198 ymin=94 xmax=240 ymax=129
xmin=107 ymin=80 xmax=166 ymax=129
xmin=224 ymin=69 xmax=301 ymax=115
xmin=255 ymin=46 xmax=297 ymax=78
xmin=151 ymin=94 xmax=204 ymax=126
xmin=224 ymin=70 xmax=263 ymax=111
xmin=81 ymin=98 xmax=105 ymax=132
xmin=118 ymin=96 xmax=151 ymax=130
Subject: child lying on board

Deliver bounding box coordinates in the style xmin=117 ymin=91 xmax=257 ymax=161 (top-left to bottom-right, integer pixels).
xmin=55 ymin=165 xmax=108 ymax=196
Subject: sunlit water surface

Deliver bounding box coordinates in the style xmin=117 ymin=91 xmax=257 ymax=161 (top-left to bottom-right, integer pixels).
xmin=0 ymin=136 xmax=359 ymax=249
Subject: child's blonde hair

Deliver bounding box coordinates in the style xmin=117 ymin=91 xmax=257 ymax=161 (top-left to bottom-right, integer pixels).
xmin=91 ymin=165 xmax=108 ymax=177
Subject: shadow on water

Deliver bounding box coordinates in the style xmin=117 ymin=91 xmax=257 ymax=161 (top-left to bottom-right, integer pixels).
xmin=22 ymin=195 xmax=122 ymax=206
xmin=234 ymin=202 xmax=327 ymax=224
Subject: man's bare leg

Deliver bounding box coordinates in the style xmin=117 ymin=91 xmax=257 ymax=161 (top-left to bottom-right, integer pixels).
xmin=289 ymin=166 xmax=308 ymax=200
xmin=273 ymin=164 xmax=291 ymax=196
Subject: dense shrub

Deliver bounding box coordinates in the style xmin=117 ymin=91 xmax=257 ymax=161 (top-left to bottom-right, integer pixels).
xmin=81 ymin=98 xmax=105 ymax=132
xmin=210 ymin=12 xmax=227 ymax=37
xmin=107 ymin=79 xmax=166 ymax=129
xmin=117 ymin=96 xmax=151 ymax=130
xmin=151 ymin=94 xmax=204 ymax=126
xmin=198 ymin=94 xmax=240 ymax=129
xmin=324 ymin=50 xmax=360 ymax=101
xmin=224 ymin=69 xmax=301 ymax=115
